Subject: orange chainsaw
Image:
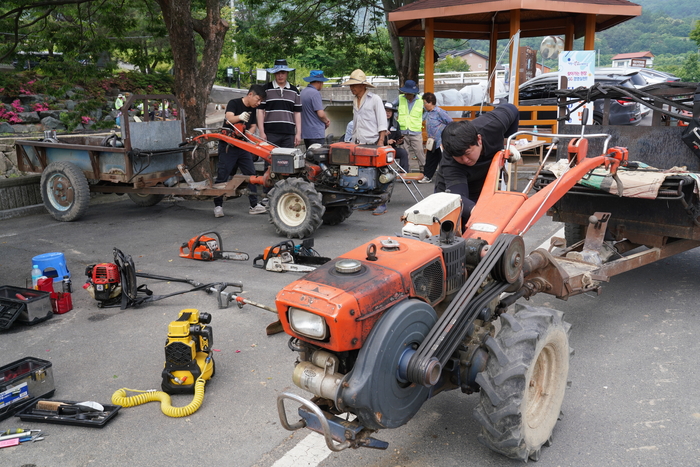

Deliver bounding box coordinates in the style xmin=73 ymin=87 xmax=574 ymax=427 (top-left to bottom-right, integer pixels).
xmin=180 ymin=231 xmax=249 ymax=261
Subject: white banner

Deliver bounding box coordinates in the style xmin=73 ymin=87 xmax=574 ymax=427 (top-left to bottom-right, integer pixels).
xmin=559 ymin=51 xmax=595 ymax=125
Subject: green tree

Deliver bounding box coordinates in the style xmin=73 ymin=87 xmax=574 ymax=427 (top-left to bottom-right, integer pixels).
xmin=434 ymin=55 xmax=471 ymax=73
xmin=678 ymin=52 xmax=700 ymax=82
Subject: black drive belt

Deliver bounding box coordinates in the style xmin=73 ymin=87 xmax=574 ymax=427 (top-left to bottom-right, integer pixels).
xmin=407 ymin=234 xmax=514 ymax=386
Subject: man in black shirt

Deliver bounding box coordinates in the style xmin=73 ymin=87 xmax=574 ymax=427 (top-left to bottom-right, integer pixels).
xmin=434 ymin=103 xmax=519 ymax=222
xmin=213 ymin=84 xmax=266 ymax=218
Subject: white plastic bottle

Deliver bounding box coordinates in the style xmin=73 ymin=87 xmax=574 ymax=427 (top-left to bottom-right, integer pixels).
xmin=532 ymin=125 xmax=538 ymax=141
xmin=31 ymin=265 xmax=42 ymax=289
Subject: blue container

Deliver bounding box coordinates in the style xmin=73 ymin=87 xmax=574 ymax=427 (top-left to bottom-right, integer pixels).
xmin=32 ymin=252 xmax=70 ymax=283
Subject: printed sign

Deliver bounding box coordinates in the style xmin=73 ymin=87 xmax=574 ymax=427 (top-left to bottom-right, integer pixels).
xmin=559 ymin=51 xmax=596 ymax=125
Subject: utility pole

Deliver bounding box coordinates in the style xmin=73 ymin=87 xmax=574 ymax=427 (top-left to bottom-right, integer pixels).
xmin=230 ymin=0 xmax=237 ymax=60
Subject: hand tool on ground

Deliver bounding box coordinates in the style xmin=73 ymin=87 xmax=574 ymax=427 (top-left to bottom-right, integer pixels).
xmin=179 ymin=231 xmax=249 ymax=261
xmin=253 ymin=239 xmax=330 ymax=273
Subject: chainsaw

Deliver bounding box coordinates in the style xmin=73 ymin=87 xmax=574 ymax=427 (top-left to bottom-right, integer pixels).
xmin=253 ymin=239 xmax=330 ymax=273
xmin=180 ymin=231 xmax=249 ymax=261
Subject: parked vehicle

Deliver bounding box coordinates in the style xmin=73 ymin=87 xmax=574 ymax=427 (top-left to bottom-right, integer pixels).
xmin=500 ymin=71 xmax=643 ymax=126
xmin=635 ymin=68 xmax=681 ymax=84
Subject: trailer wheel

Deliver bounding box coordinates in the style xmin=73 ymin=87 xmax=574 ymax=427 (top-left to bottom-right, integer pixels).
xmin=268 ymin=178 xmax=324 ymax=239
xmin=474 ymin=304 xmax=571 ymax=462
xmin=564 ymin=223 xmax=585 ymax=247
xmin=128 ymin=193 xmax=164 ymax=207
xmin=40 ymin=161 xmax=90 ymax=221
xmin=322 ymin=206 xmax=353 ymax=226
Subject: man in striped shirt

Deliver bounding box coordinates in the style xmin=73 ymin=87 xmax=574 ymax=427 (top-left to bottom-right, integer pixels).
xmin=256 ymin=59 xmax=302 ymax=148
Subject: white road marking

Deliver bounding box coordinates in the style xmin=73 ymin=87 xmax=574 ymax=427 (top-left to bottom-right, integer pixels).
xmin=272 ymin=432 xmax=331 ymax=467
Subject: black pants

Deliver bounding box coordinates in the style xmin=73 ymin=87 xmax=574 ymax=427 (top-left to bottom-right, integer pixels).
xmin=213 ymin=142 xmax=258 ymax=208
xmin=423 ymin=147 xmax=442 ymax=179
xmin=266 ymin=133 xmax=295 ymax=148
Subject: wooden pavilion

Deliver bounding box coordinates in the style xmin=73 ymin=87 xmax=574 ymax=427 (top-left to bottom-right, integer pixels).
xmin=388 ymin=0 xmax=642 ymax=103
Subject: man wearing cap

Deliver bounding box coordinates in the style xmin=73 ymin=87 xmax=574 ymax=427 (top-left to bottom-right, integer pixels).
xmin=213 ymin=84 xmax=267 ymax=218
xmin=300 ymin=70 xmax=331 ymax=148
xmin=342 ymin=69 xmax=386 ymax=146
xmin=396 ymin=80 xmax=425 ymax=170
xmin=257 ymin=59 xmax=302 ymax=148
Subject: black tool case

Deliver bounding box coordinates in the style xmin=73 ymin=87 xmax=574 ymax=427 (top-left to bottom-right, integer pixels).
xmin=0 ymin=286 xmax=52 ymax=329
xmin=17 ymin=399 xmax=120 ymax=427
xmin=0 ymin=357 xmax=55 ymax=421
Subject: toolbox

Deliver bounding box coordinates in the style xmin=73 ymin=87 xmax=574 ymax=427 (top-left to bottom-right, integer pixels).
xmin=17 ymin=399 xmax=120 ymax=428
xmin=0 ymin=286 xmax=52 ymax=328
xmin=0 ymin=357 xmax=55 ymax=421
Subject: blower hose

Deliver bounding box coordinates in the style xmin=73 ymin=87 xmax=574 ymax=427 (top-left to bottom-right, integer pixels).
xmin=111 ymin=356 xmax=211 ymax=418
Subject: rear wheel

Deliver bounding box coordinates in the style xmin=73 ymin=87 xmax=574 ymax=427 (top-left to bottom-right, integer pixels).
xmin=40 ymin=161 xmax=90 ymax=221
xmin=474 ymin=303 xmax=571 ymax=461
xmin=128 ymin=193 xmax=164 ymax=207
xmin=268 ymin=178 xmax=324 ymax=239
xmin=322 ymin=206 xmax=353 ymax=226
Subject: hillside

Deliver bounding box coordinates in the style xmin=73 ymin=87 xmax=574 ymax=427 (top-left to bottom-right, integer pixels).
xmin=634 ymin=0 xmax=699 ymax=19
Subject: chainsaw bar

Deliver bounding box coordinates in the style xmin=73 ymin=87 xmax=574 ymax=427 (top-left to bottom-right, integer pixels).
xmin=214 ymin=251 xmax=250 ymax=261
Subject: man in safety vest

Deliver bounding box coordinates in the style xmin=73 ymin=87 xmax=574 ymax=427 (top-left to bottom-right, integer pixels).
xmin=396 ymin=80 xmax=425 ymax=171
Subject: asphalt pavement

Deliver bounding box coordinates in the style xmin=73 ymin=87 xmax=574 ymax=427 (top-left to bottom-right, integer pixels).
xmin=1 ymin=178 xmax=699 ymax=467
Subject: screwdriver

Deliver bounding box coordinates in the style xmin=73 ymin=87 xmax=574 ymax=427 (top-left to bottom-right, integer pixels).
xmin=2 ymin=428 xmax=32 ymax=435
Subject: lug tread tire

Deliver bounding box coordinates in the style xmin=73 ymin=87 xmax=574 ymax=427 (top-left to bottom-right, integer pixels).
xmin=40 ymin=161 xmax=90 ymax=222
xmin=268 ymin=178 xmax=324 ymax=239
xmin=321 ymin=205 xmax=353 ymax=226
xmin=128 ymin=193 xmax=165 ymax=207
xmin=474 ymin=303 xmax=571 ymax=461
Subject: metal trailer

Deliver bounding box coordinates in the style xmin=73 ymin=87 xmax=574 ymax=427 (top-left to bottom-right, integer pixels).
xmin=14 ymin=94 xmax=249 ymax=221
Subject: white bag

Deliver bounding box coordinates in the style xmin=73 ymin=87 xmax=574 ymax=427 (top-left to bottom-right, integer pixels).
xmin=425 ymin=137 xmax=435 ymax=151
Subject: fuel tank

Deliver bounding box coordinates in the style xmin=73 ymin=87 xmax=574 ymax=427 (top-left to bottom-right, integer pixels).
xmin=275 ymin=236 xmax=445 ymax=352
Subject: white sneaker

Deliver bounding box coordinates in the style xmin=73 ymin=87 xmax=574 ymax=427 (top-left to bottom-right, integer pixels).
xmin=261 ymin=197 xmax=269 ymax=207
xmin=417 ymin=177 xmax=432 ymax=184
xmin=249 ymin=204 xmax=267 ymax=215
xmin=214 ymin=206 xmax=224 ymax=217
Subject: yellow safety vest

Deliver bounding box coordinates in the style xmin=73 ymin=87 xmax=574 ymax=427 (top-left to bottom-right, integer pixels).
xmin=398 ymin=95 xmax=424 ymax=132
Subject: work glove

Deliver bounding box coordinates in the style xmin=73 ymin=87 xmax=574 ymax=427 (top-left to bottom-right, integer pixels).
xmin=507 ymin=145 xmax=521 ymax=162
xmin=237 ymin=112 xmax=250 ymax=123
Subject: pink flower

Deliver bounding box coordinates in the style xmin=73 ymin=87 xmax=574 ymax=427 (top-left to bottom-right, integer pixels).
xmin=33 ymin=103 xmax=49 ymax=111
xmin=11 ymin=100 xmax=25 ymax=112
xmin=81 ymin=116 xmax=92 ymax=124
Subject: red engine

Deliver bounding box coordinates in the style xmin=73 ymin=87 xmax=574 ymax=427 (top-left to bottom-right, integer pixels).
xmin=85 ymin=262 xmax=120 ymax=302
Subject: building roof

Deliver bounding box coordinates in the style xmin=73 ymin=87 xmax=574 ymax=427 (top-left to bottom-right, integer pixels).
xmin=439 ymin=48 xmax=488 ymax=60
xmin=388 ymin=0 xmax=642 ymax=40
xmin=612 ymin=51 xmax=654 ymax=59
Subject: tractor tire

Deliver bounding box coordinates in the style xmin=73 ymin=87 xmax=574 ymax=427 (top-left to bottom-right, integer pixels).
xmin=322 ymin=206 xmax=353 ymax=226
xmin=268 ymin=178 xmax=324 ymax=239
xmin=128 ymin=193 xmax=164 ymax=207
xmin=474 ymin=303 xmax=571 ymax=462
xmin=40 ymin=161 xmax=90 ymax=221
xmin=564 ymin=222 xmax=585 ymax=247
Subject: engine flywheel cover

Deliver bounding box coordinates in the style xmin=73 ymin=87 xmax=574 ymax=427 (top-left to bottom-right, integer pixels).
xmin=337 ymin=299 xmax=437 ymax=430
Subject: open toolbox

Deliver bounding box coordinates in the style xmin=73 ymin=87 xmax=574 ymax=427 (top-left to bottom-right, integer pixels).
xmin=0 ymin=286 xmax=52 ymax=330
xmin=0 ymin=357 xmax=55 ymax=421
xmin=16 ymin=399 xmax=120 ymax=428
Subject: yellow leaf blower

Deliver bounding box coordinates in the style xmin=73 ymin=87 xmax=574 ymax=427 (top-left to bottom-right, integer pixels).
xmin=111 ymin=309 xmax=215 ymax=417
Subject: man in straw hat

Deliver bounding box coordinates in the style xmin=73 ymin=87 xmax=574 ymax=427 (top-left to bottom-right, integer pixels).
xmin=300 ymin=70 xmax=331 ymax=148
xmin=342 ymin=69 xmax=389 ymax=214
xmin=257 ymin=59 xmax=302 ymax=148
xmin=342 ymin=69 xmax=387 ymax=146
